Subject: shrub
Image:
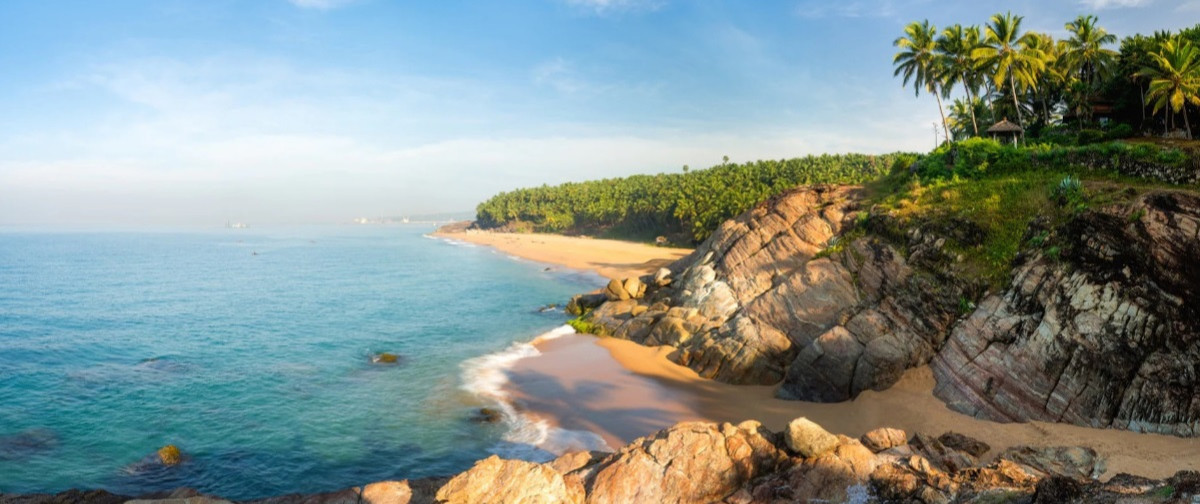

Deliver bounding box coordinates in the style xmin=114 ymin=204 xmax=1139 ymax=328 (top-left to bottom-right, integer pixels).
xmin=1077 ymin=129 xmax=1106 ymax=145
xmin=1052 ymin=175 xmax=1083 ymax=207
xmin=1105 ymin=123 xmax=1135 ymax=140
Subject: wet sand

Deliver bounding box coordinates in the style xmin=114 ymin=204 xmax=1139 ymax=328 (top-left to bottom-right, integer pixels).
xmin=433 ymin=228 xmax=691 ymax=280
xmin=507 ymin=333 xmax=1200 ymax=479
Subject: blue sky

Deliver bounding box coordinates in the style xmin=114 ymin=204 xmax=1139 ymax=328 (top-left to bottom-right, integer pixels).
xmin=0 ymin=0 xmax=1193 ymax=226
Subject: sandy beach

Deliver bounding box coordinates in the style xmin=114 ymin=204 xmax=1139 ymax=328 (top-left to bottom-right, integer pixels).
xmin=509 ymin=334 xmax=1200 ymax=480
xmin=446 ymin=226 xmax=1199 ymax=480
xmin=432 ymin=226 xmax=692 ymax=280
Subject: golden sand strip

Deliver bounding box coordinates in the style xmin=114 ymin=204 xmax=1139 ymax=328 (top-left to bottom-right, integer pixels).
xmin=431 ymin=229 xmax=692 ymax=281
xmin=509 ymin=334 xmax=1200 ymax=480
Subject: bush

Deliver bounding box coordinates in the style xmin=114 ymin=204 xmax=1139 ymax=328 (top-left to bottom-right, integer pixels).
xmin=1106 ymin=123 xmax=1135 ymax=140
xmin=914 ymin=138 xmax=1028 ymax=181
xmin=1077 ymin=129 xmax=1106 ymax=145
xmin=1052 ymin=175 xmax=1083 ymax=207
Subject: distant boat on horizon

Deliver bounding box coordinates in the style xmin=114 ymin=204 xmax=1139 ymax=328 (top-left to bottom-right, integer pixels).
xmin=225 ymin=221 xmax=249 ymax=229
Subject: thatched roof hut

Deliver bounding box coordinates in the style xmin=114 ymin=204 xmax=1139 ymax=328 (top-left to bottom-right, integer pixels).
xmin=987 ymin=118 xmax=1023 ymax=145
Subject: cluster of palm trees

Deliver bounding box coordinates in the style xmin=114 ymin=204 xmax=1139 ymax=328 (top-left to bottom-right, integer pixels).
xmin=893 ymin=12 xmax=1200 ymax=141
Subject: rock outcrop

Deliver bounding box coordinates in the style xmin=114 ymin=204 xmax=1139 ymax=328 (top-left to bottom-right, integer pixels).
xmin=436 ymin=456 xmax=583 ymax=504
xmin=586 ymin=185 xmax=976 ymax=402
xmin=6 ymin=419 xmax=1198 ymax=503
xmin=932 ymin=191 xmax=1200 ymax=436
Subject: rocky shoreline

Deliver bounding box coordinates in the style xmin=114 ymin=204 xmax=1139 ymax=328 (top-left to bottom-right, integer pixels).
xmin=577 ymin=184 xmax=1200 ymax=437
xmin=6 ymin=417 xmax=1198 ymax=503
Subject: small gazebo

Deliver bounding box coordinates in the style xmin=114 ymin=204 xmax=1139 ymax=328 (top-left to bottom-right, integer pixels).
xmin=987 ymin=118 xmax=1024 ymax=145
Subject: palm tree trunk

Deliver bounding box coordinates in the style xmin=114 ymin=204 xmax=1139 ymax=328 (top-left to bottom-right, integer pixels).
xmin=934 ymin=86 xmax=950 ymax=145
xmin=1140 ymin=83 xmax=1146 ymax=124
xmin=1185 ymin=106 xmax=1193 ymax=140
xmin=962 ymin=74 xmax=979 ymax=136
xmin=985 ymin=81 xmax=997 ymax=124
xmin=1009 ymin=73 xmax=1024 ymax=129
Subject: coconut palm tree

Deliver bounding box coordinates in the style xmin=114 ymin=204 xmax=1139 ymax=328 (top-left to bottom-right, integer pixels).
xmin=895 ymin=20 xmax=950 ymax=142
xmin=973 ymin=12 xmax=1048 ymax=128
xmin=1063 ymin=15 xmax=1118 ymax=89
xmin=948 ymin=97 xmax=989 ymax=140
xmin=1137 ymin=36 xmax=1200 ymax=139
xmin=938 ymin=24 xmax=984 ymax=136
xmin=1023 ymin=32 xmax=1064 ymax=125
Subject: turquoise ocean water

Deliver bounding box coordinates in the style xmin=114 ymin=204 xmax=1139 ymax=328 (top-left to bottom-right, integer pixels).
xmin=0 ymin=225 xmax=605 ymax=499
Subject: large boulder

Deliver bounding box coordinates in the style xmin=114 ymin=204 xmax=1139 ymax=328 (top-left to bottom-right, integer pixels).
xmin=744 ymin=435 xmax=879 ymax=503
xmin=435 ymin=455 xmax=583 ymax=504
xmin=997 ymin=446 xmax=1106 ymax=480
xmin=783 ymin=417 xmax=838 ymax=458
xmin=577 ymin=421 xmax=785 ymax=504
xmin=860 ymin=427 xmax=907 ymax=453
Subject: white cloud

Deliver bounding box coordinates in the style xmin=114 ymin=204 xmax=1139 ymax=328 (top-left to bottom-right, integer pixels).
xmin=287 ymin=0 xmax=356 ymax=10
xmin=561 ymin=0 xmax=664 ymax=15
xmin=1077 ymin=0 xmax=1152 ymax=9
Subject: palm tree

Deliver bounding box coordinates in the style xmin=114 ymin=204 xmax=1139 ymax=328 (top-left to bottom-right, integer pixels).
xmin=948 ymin=97 xmax=988 ymax=140
xmin=1023 ymin=32 xmax=1064 ymax=125
xmin=938 ymin=24 xmax=984 ymax=136
xmin=973 ymin=12 xmax=1048 ymax=128
xmin=1063 ymin=15 xmax=1118 ymax=89
xmin=895 ymin=20 xmax=950 ymax=142
xmin=1137 ymin=36 xmax=1200 ymax=139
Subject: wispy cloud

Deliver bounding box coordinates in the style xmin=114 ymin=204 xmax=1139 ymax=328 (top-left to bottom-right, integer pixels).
xmin=794 ymin=0 xmax=894 ymax=19
xmin=287 ymin=0 xmax=356 ymax=10
xmin=561 ymin=0 xmax=665 ymax=15
xmin=1177 ymin=0 xmax=1200 ymax=11
xmin=1077 ymin=0 xmax=1152 ymax=9
xmin=532 ymin=58 xmax=589 ymax=95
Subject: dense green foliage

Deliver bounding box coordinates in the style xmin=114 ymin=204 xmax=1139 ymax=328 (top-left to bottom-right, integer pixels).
xmin=911 ymin=137 xmax=1192 ymax=182
xmin=475 ymin=154 xmax=903 ymax=243
xmin=873 ymin=137 xmax=1194 ymax=287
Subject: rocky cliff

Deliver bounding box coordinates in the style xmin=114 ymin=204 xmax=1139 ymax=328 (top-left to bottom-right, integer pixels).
xmin=578 ymin=185 xmax=1200 ymax=436
xmin=932 ymin=191 xmax=1200 ymax=436
xmin=12 ymin=419 xmax=1197 ymax=504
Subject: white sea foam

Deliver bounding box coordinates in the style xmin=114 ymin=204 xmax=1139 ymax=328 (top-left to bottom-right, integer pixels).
xmin=429 ymin=235 xmax=477 ymax=248
xmin=459 ymin=325 xmax=610 ymax=460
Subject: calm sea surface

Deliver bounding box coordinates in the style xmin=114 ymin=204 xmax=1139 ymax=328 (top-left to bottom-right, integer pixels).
xmin=0 ymin=225 xmax=603 ymax=499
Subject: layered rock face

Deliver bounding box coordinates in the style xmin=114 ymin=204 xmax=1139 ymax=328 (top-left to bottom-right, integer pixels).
xmin=932 ymin=191 xmax=1200 ymax=436
xmin=588 ymin=185 xmax=972 ymax=402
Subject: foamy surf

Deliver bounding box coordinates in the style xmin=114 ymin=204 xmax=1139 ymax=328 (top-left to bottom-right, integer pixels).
xmin=459 ymin=325 xmax=610 ymax=461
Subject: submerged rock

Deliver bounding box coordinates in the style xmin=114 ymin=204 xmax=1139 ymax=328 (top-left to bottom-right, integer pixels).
xmin=371 ymin=353 xmax=403 ymax=365
xmin=468 ymin=407 xmax=503 ymax=423
xmin=157 ymin=445 xmax=182 ymax=466
xmin=0 ymin=428 xmax=59 ymax=461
